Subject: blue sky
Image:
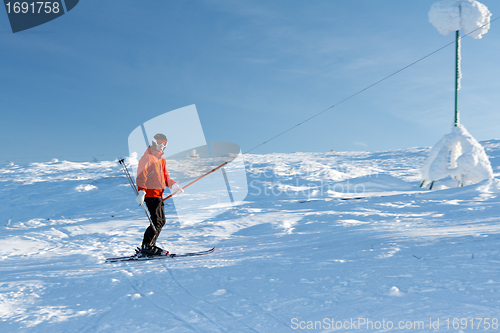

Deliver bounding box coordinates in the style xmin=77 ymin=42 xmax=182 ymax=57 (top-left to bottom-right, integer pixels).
xmin=1 ymin=0 xmax=500 ymax=164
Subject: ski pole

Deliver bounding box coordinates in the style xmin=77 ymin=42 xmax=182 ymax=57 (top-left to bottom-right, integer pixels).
xmin=163 ymin=161 xmax=229 ymax=202
xmin=118 ymin=158 xmax=156 ymax=233
xmin=120 ymin=159 xmax=139 ymax=195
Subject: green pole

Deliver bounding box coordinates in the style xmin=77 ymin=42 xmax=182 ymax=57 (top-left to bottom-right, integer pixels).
xmin=454 ymin=30 xmax=460 ymax=127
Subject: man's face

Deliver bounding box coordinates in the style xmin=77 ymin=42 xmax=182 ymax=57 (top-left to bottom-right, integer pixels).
xmin=153 ymin=138 xmax=168 ymax=152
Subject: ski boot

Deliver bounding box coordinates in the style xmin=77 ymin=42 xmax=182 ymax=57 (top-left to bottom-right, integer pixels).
xmin=140 ymin=244 xmax=169 ymax=257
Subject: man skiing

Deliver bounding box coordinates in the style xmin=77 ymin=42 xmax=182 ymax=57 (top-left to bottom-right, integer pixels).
xmin=135 ymin=133 xmax=183 ymax=256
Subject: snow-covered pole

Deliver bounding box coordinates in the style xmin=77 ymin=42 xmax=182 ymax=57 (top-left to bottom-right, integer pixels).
xmin=454 ymin=0 xmax=462 ymax=127
xmin=422 ymin=0 xmax=493 ymax=189
xmin=429 ymin=0 xmax=491 ymax=127
xmin=454 ymin=30 xmax=460 ymax=127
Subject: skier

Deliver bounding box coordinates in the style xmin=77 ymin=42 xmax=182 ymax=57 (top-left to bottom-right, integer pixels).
xmin=135 ymin=133 xmax=183 ymax=256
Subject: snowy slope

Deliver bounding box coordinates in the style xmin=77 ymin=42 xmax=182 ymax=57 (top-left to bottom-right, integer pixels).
xmin=2 ymin=141 xmax=500 ymax=332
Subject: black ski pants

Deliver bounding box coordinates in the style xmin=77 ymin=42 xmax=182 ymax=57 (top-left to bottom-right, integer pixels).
xmin=142 ymin=197 xmax=166 ymax=247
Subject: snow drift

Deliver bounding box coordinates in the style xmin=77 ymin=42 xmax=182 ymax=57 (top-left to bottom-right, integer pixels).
xmin=421 ymin=125 xmax=493 ymax=186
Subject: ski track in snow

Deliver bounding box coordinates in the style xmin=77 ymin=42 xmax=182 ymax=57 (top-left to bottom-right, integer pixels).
xmin=2 ymin=140 xmax=500 ymax=332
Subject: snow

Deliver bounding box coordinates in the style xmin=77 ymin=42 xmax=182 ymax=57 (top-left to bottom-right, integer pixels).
xmin=429 ymin=0 xmax=491 ymax=39
xmin=75 ymin=184 xmax=98 ymax=192
xmin=421 ymin=124 xmax=493 ymax=186
xmin=429 ymin=0 xmax=461 ymax=35
xmin=2 ymin=141 xmax=500 ymax=332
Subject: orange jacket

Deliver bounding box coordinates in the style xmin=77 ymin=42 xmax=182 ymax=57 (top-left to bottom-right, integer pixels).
xmin=136 ymin=146 xmax=176 ymax=198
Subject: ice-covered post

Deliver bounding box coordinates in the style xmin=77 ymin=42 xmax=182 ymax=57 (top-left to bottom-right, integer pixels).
xmin=454 ymin=30 xmax=460 ymax=127
xmin=421 ymin=0 xmax=493 ymax=189
xmin=429 ymin=0 xmax=491 ymax=125
xmin=453 ymin=1 xmax=462 ymax=128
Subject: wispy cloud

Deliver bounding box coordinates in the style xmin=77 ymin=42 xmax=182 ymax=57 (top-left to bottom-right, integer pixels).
xmin=353 ymin=141 xmax=368 ymax=148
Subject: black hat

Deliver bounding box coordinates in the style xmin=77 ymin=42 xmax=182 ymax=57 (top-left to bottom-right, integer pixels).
xmin=154 ymin=133 xmax=167 ymax=141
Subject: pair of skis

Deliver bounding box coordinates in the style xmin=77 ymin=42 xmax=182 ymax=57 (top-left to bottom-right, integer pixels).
xmin=105 ymin=247 xmax=215 ymax=263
